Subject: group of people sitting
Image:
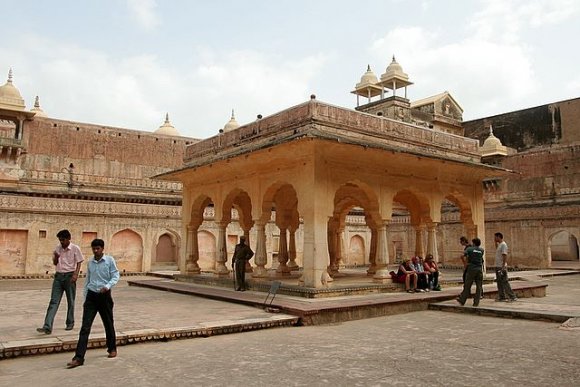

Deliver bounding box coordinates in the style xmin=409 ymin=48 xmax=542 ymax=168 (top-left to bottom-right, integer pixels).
xmin=390 ymin=255 xmax=441 ymax=293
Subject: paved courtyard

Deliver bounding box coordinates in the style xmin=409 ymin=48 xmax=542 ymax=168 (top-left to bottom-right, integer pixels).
xmin=0 ymin=275 xmax=579 ymax=386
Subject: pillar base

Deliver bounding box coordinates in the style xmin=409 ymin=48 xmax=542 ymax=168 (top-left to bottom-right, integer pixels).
xmin=287 ymin=261 xmax=299 ymax=271
xmin=186 ymin=262 xmax=201 ymax=274
xmin=252 ymin=266 xmax=269 ymax=278
xmin=215 ymin=264 xmax=230 ymax=276
xmin=373 ymin=268 xmax=392 ymax=283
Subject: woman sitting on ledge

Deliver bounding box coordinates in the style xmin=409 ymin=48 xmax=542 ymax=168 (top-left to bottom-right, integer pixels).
xmin=424 ymin=254 xmax=441 ymax=291
xmin=392 ymin=258 xmax=418 ymax=293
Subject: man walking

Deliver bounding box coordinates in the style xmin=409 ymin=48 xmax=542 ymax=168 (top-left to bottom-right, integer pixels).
xmin=457 ymin=238 xmax=484 ymax=307
xmin=231 ymin=236 xmax=254 ymax=291
xmin=494 ymin=232 xmax=517 ymax=302
xmin=67 ymin=239 xmax=120 ymax=368
xmin=37 ymin=229 xmax=84 ymax=334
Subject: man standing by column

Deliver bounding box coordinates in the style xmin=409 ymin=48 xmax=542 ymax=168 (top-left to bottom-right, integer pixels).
xmin=494 ymin=232 xmax=517 ymax=302
xmin=232 ymin=236 xmax=254 ymax=291
xmin=37 ymin=229 xmax=84 ymax=334
xmin=67 ymin=239 xmax=120 ymax=368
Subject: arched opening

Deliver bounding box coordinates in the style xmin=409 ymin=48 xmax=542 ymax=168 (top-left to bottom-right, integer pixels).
xmin=550 ymin=231 xmax=579 ymax=262
xmin=392 ymin=189 xmax=432 ymax=261
xmin=198 ymin=230 xmax=217 ymax=270
xmin=438 ymin=193 xmax=475 ymax=265
xmin=262 ymin=182 xmax=301 ymax=275
xmin=153 ymin=233 xmax=177 ymax=269
xmin=332 ymin=182 xmax=381 ymax=275
xmin=110 ymin=229 xmax=143 ymax=273
xmin=348 ymin=235 xmax=365 ymax=266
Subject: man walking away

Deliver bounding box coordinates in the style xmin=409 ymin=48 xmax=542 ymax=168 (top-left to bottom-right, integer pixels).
xmin=232 ymin=236 xmax=254 ymax=291
xmin=37 ymin=229 xmax=84 ymax=334
xmin=67 ymin=239 xmax=120 ymax=368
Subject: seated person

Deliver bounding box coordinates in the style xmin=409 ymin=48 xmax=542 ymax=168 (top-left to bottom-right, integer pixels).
xmin=410 ymin=256 xmax=430 ymax=292
xmin=393 ymin=258 xmax=418 ymax=293
xmin=424 ymin=254 xmax=441 ymax=291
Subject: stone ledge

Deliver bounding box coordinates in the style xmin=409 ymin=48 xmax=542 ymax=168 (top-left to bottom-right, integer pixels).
xmin=0 ymin=316 xmax=298 ymax=360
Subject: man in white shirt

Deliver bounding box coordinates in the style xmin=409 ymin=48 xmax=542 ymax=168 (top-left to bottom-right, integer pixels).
xmin=494 ymin=232 xmax=517 ymax=302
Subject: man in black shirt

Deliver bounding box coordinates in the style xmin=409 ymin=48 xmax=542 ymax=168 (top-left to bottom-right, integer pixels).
xmin=457 ymin=238 xmax=484 ymax=307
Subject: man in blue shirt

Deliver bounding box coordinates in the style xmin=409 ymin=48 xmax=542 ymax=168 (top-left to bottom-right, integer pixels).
xmin=67 ymin=238 xmax=120 ymax=368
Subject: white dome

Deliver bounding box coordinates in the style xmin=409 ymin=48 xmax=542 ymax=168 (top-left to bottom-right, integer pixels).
xmin=0 ymin=69 xmax=26 ymax=111
xmin=223 ymin=110 xmax=240 ymax=132
xmin=30 ymin=96 xmax=47 ymax=117
xmin=155 ymin=113 xmax=180 ymax=136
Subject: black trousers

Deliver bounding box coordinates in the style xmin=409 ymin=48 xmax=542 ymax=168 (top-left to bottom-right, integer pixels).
xmin=234 ymin=259 xmax=247 ymax=290
xmin=74 ymin=290 xmax=116 ymax=360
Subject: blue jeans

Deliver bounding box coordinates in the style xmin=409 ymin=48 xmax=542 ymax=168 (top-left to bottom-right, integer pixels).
xmin=42 ymin=272 xmax=76 ymax=331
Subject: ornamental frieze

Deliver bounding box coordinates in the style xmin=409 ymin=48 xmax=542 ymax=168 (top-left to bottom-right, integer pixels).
xmin=0 ymin=195 xmax=181 ymax=217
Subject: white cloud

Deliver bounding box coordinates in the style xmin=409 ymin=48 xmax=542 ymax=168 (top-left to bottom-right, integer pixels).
xmin=0 ymin=35 xmax=327 ymax=139
xmin=126 ymin=0 xmax=161 ymax=30
xmin=470 ymin=0 xmax=580 ymax=43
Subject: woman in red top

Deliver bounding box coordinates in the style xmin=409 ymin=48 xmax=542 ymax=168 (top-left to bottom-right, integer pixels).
xmin=395 ymin=258 xmax=418 ymax=293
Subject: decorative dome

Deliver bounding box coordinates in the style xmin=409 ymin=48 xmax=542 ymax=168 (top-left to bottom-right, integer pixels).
xmin=356 ymin=65 xmax=379 ymax=89
xmin=480 ymin=125 xmax=507 ymax=157
xmin=0 ymin=68 xmax=26 ymax=111
xmin=155 ymin=113 xmax=180 ymax=136
xmin=351 ymin=65 xmax=383 ymax=99
xmin=379 ymin=55 xmax=413 ymax=90
xmin=223 ymin=109 xmax=240 ymax=132
xmin=30 ymin=96 xmax=47 ymax=117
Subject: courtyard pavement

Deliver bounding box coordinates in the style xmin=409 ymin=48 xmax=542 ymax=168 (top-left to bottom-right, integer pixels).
xmin=0 ymin=274 xmax=578 ymax=386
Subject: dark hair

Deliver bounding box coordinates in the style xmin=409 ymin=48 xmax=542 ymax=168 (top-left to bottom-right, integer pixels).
xmin=56 ymin=229 xmax=71 ymax=240
xmin=494 ymin=232 xmax=503 ymax=239
xmin=91 ymin=239 xmax=105 ymax=248
xmin=460 ymin=236 xmax=468 ymax=243
xmin=472 ymin=237 xmax=481 ymax=246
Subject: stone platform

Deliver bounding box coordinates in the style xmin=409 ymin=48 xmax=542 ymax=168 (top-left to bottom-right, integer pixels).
xmin=128 ymin=278 xmax=547 ymax=325
xmin=429 ymin=299 xmax=580 ymax=323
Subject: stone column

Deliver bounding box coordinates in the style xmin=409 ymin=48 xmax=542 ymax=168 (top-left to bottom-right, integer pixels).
xmin=276 ymin=227 xmax=291 ymax=275
xmin=426 ymin=222 xmax=439 ymax=261
xmin=336 ymin=228 xmax=345 ymax=269
xmin=252 ymin=221 xmax=268 ymax=278
xmin=287 ymin=226 xmax=299 ymax=271
xmin=215 ymin=222 xmax=229 ymax=276
xmin=185 ymin=225 xmax=201 ymax=274
xmin=367 ymin=228 xmax=378 ymax=275
xmin=414 ymin=225 xmax=426 ymax=258
xmin=243 ymin=228 xmax=253 ymax=273
xmin=327 ymin=224 xmax=338 ymax=275
xmin=373 ymin=222 xmax=391 ymax=282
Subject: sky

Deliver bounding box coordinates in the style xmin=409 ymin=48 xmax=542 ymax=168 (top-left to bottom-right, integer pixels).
xmin=1 ymin=0 xmax=579 ymax=139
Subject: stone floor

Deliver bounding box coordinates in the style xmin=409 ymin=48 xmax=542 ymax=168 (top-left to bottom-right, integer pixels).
xmin=0 ymin=274 xmax=579 ymax=386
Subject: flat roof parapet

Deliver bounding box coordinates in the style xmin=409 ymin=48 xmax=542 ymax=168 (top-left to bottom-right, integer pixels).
xmin=184 ymin=100 xmax=480 ymax=164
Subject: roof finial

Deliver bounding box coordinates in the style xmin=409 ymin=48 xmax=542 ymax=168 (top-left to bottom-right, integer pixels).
xmin=34 ymin=96 xmax=41 ymax=108
xmin=392 ymin=55 xmax=396 ymax=62
xmin=231 ymin=109 xmax=235 ymax=119
xmin=367 ymin=64 xmax=371 ymax=71
xmin=165 ymin=112 xmax=170 ymax=123
xmin=489 ymin=124 xmax=494 ymax=136
xmin=8 ymin=68 xmax=13 ymax=83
